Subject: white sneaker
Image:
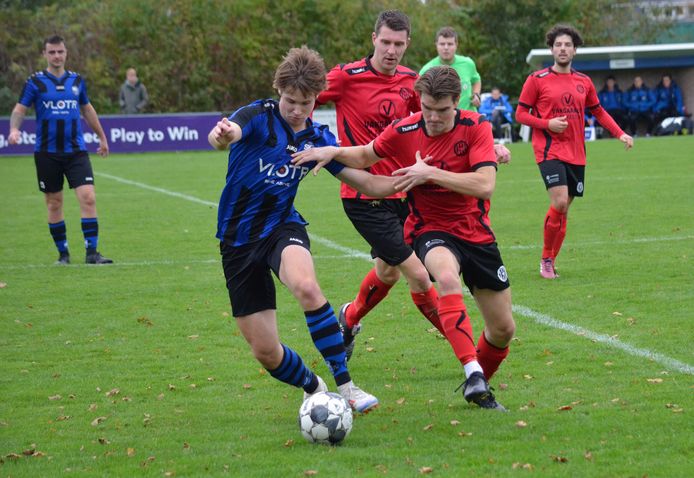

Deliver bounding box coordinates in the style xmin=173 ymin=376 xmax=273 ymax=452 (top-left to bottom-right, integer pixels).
xmin=303 ymin=375 xmax=328 ymax=401
xmin=338 ymin=381 xmax=379 ymax=414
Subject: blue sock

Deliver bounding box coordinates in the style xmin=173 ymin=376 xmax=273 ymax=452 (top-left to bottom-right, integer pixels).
xmin=305 ymin=303 xmax=351 ymax=386
xmin=81 ymin=217 xmax=98 ymax=252
xmin=48 ymin=221 xmax=68 ymax=253
xmin=267 ymin=344 xmax=317 ymax=392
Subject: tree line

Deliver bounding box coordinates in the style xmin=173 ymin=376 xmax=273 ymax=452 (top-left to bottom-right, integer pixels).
xmin=0 ymin=0 xmax=667 ymax=115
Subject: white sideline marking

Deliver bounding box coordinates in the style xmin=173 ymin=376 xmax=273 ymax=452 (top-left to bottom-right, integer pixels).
xmin=514 ymin=305 xmax=694 ymax=375
xmin=93 ymin=172 xmax=694 ymax=375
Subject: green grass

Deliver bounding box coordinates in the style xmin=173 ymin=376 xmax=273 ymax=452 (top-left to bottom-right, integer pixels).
xmin=1 ymin=136 xmax=692 ymax=477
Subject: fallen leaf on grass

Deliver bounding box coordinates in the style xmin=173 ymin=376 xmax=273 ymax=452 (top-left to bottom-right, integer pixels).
xmin=612 ymin=311 xmax=622 ymax=316
xmin=242 ymin=384 xmax=252 ymax=389
xmin=512 ymin=462 xmax=534 ymax=470
xmin=183 ymin=442 xmax=190 ymax=449
xmin=550 ymin=454 xmax=568 ymax=463
xmin=56 ymin=415 xmax=71 ymax=421
xmin=584 ymin=451 xmax=593 ymax=461
xmin=423 ymin=424 xmax=433 ymax=431
xmin=105 ymin=388 xmax=120 ymax=397
xmin=140 ymin=456 xmax=156 ymax=467
xmin=91 ymin=416 xmax=107 ymax=426
xmin=419 ymin=467 xmax=433 ymax=474
xmin=48 ymin=394 xmax=62 ymax=401
xmin=396 ymin=398 xmax=406 ymax=405
xmin=515 ymin=421 xmax=527 ymax=428
xmin=283 ymin=439 xmax=294 ymax=447
xmin=450 ymin=420 xmax=460 ymax=426
xmin=523 ymin=375 xmax=533 ymax=380
xmin=98 ymin=438 xmax=110 ymax=445
xmin=0 ymin=282 xmax=7 ymax=288
xmin=136 ymin=316 xmax=153 ymax=327
xmin=647 ymin=378 xmax=663 ymax=384
xmin=5 ymin=453 xmax=21 ymax=460
xmin=126 ymin=448 xmax=136 ymax=457
xmin=499 ymin=383 xmax=508 ymax=390
xmin=458 ymin=431 xmax=472 ymax=437
xmin=304 ymin=471 xmax=318 ymax=476
xmin=557 ymin=405 xmax=573 ymax=411
xmin=188 ymin=335 xmax=199 ymax=340
xmin=168 ymin=384 xmax=176 ymax=391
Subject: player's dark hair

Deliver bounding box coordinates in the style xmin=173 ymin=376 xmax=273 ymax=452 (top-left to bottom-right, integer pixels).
xmin=545 ymin=24 xmax=583 ymax=48
xmin=273 ymin=45 xmax=327 ymax=97
xmin=415 ymin=66 xmax=461 ymax=102
xmin=374 ymin=10 xmax=410 ymax=37
xmin=43 ymin=34 xmax=65 ymax=49
xmin=436 ymin=26 xmax=458 ymax=43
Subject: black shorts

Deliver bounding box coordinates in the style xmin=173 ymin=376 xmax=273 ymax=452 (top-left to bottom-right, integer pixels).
xmin=413 ymin=231 xmax=510 ymax=293
xmin=342 ymin=198 xmax=412 ymax=266
xmin=221 ymin=222 xmax=311 ymax=317
xmin=34 ymin=151 xmax=94 ymax=193
xmin=538 ymin=159 xmax=585 ymax=197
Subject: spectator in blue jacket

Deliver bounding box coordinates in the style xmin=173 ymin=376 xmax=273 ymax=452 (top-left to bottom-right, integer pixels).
xmin=624 ymin=76 xmax=655 ymax=136
xmin=653 ymin=73 xmax=684 ymax=121
xmin=598 ymin=76 xmax=626 ymax=130
xmin=479 ymin=87 xmax=513 ymax=140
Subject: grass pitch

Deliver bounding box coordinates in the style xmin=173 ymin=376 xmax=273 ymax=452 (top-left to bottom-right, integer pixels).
xmin=1 ymin=136 xmax=692 ymax=477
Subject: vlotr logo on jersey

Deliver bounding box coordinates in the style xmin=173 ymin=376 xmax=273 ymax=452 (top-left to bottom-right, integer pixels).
xmin=42 ymin=99 xmax=78 ymax=110
xmin=258 ymin=157 xmax=310 ymax=182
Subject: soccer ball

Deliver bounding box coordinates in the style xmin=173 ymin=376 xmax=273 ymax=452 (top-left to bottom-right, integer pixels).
xmin=298 ymin=391 xmax=353 ymax=445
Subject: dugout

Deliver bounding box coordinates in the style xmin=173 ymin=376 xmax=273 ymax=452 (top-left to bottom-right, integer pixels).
xmin=526 ymin=42 xmax=694 ymax=120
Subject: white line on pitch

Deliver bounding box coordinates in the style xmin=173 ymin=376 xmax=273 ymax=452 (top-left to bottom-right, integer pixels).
xmin=96 ymin=172 xmax=694 ymax=375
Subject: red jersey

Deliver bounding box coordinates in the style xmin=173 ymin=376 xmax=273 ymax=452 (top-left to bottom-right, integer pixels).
xmin=316 ymin=55 xmax=420 ymax=199
xmin=373 ymin=110 xmax=498 ymax=245
xmin=517 ymin=67 xmax=624 ymax=166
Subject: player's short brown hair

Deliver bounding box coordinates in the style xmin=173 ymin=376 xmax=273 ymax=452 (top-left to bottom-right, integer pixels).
xmin=374 ymin=10 xmax=411 ymax=37
xmin=273 ymin=45 xmax=327 ymax=97
xmin=43 ymin=34 xmax=65 ymax=49
xmin=545 ymin=24 xmax=584 ymax=48
xmin=415 ymin=66 xmax=461 ymax=102
xmin=435 ymin=26 xmax=458 ymax=43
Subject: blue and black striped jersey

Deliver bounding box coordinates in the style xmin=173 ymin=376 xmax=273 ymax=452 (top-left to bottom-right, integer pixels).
xmin=18 ymin=70 xmax=90 ymax=153
xmin=217 ymin=99 xmax=344 ymax=246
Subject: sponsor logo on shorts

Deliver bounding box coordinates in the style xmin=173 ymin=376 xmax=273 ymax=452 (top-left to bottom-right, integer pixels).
xmin=425 ymin=239 xmax=445 ymax=249
xmin=546 ymin=174 xmax=560 ymax=185
xmin=39 ymin=180 xmax=46 ymax=190
xmin=85 ymin=176 xmax=93 ymax=182
xmin=289 ymin=237 xmax=304 ymax=244
xmin=577 ymin=181 xmax=584 ymax=193
xmin=497 ymin=265 xmax=508 ymax=282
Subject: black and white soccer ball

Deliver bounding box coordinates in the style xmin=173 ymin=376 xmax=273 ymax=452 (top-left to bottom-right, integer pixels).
xmin=298 ymin=391 xmax=353 ymax=445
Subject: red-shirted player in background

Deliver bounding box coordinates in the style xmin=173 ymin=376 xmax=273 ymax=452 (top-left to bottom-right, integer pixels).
xmin=316 ymin=10 xmax=510 ymax=360
xmin=295 ymin=66 xmax=514 ymax=410
xmin=516 ymin=24 xmax=633 ymax=279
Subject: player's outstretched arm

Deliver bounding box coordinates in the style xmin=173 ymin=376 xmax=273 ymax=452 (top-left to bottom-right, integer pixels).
xmin=208 ymin=117 xmax=242 ymax=150
xmin=292 ymin=142 xmax=380 ymax=175
xmin=8 ymin=104 xmax=28 ymax=145
xmin=336 ymin=167 xmax=397 ymax=198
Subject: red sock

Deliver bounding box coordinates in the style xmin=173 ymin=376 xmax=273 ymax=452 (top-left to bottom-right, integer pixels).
xmin=542 ymin=206 xmax=565 ymax=258
xmin=438 ymin=294 xmax=476 ymax=365
xmin=476 ymin=331 xmax=509 ymax=380
xmin=410 ymin=286 xmax=443 ymax=334
xmin=552 ymin=210 xmax=568 ymax=260
xmin=346 ymin=268 xmax=393 ymax=328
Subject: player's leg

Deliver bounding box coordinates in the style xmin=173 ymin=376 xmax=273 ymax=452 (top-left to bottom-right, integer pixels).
xmin=273 ymin=229 xmax=378 ymax=413
xmin=473 ymin=288 xmax=514 ymax=380
xmin=539 ymin=160 xmax=570 ymax=278
xmin=68 ymin=152 xmax=111 ymax=264
xmin=222 ymin=240 xmax=322 ymax=398
xmin=35 ymin=153 xmax=70 ymax=263
xmin=397 ymin=252 xmax=443 ymax=334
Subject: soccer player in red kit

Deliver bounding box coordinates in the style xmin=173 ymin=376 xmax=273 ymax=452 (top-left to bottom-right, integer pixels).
xmin=315 ymin=10 xmax=442 ymax=358
xmin=295 ymin=66 xmax=514 ymax=410
xmin=516 ymin=24 xmax=633 ymax=279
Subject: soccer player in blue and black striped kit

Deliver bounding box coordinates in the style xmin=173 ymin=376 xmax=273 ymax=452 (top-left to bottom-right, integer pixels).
xmin=209 ymin=46 xmax=398 ymax=414
xmin=8 ymin=35 xmax=112 ymax=265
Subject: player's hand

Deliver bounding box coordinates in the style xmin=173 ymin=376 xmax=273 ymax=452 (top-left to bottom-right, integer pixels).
xmin=619 ymin=133 xmax=634 ymax=151
xmin=291 ymin=146 xmax=339 ymax=176
xmin=494 ymin=143 xmax=511 ymax=164
xmin=392 ymin=150 xmax=434 ymax=192
xmin=471 ymin=94 xmax=481 ymax=108
xmin=548 ymin=116 xmax=569 ymax=133
xmin=8 ymin=129 xmax=20 ymax=145
xmin=212 ymin=117 xmax=234 ymax=145
xmin=97 ymin=139 xmax=109 ymax=157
